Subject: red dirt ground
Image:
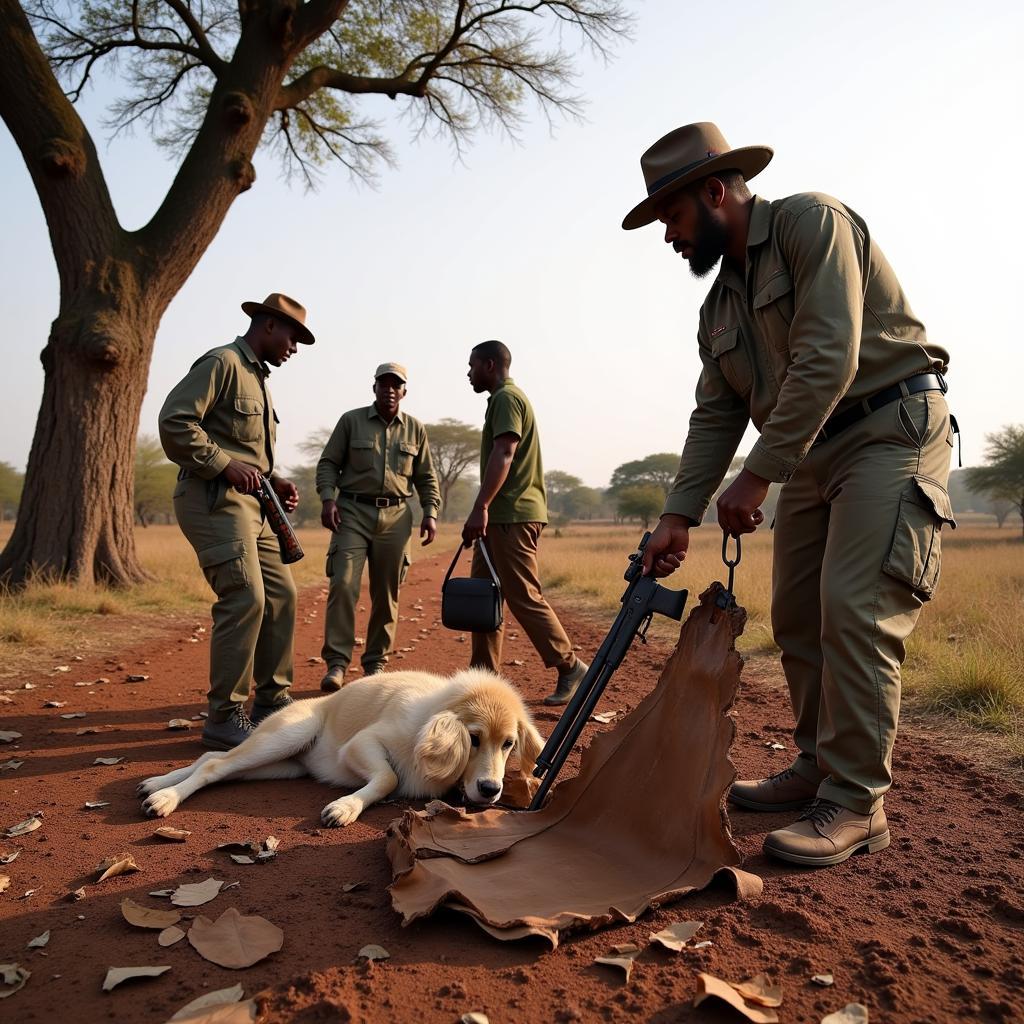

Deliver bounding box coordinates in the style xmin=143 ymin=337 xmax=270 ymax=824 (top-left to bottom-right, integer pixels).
xmin=1 ymin=547 xmax=1022 ymax=1024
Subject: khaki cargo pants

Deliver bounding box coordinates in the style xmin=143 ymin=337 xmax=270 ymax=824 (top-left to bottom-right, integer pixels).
xmin=470 ymin=522 xmax=575 ymax=674
xmin=173 ymin=476 xmax=296 ymax=720
xmin=321 ymin=498 xmax=412 ymax=673
xmin=772 ymin=390 xmax=956 ymax=814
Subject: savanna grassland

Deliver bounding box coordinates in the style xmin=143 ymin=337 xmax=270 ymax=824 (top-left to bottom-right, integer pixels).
xmin=1 ymin=516 xmax=1022 ymax=758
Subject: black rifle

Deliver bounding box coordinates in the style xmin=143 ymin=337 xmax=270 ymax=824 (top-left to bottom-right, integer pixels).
xmin=529 ymin=532 xmax=687 ymax=810
xmin=257 ymin=476 xmax=305 ymax=564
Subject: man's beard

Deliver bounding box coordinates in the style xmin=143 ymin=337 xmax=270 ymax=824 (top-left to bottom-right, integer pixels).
xmin=687 ymin=202 xmax=729 ymax=278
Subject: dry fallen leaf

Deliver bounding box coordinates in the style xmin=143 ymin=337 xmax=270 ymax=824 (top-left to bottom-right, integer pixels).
xmin=76 ymin=727 xmax=104 ymax=735
xmin=5 ymin=815 xmax=42 ymax=838
xmin=732 ymin=974 xmax=783 ymax=1008
xmin=591 ymin=710 xmax=619 ymax=724
xmin=172 ymin=999 xmax=256 ymax=1024
xmin=67 ymin=887 xmax=86 ymax=902
xmin=0 ymin=732 xmax=23 ymax=744
xmin=188 ymin=907 xmax=284 ymax=969
xmin=812 ymin=972 xmax=835 ymax=987
xmin=229 ymin=855 xmax=254 ymax=865
xmin=149 ymin=889 xmax=176 ymax=898
xmin=60 ymin=712 xmax=87 ymax=720
xmin=43 ymin=700 xmax=67 ymax=708
xmin=358 ymin=944 xmax=390 ymax=961
xmin=154 ymin=827 xmax=191 ymax=842
xmin=821 ymin=1006 xmax=869 ymax=1024
xmin=54 ymin=665 xmax=70 ymax=672
xmin=257 ymin=836 xmax=279 ymax=862
xmin=167 ymin=720 xmax=192 ymax=730
xmin=158 ymin=926 xmax=186 ymax=947
xmin=102 ymin=965 xmax=171 ymax=992
xmin=460 ymin=1015 xmax=490 ymax=1024
xmin=0 ymin=876 xmax=9 ymax=895
xmin=0 ymin=963 xmax=30 ymax=999
xmin=693 ymin=973 xmax=780 ymax=1024
xmin=93 ymin=757 xmax=123 ymax=766
xmin=650 ymin=921 xmax=704 ymax=951
xmin=168 ymin=984 xmax=245 ymax=1021
xmin=121 ymin=898 xmax=182 ymax=930
xmin=1 ymin=760 xmax=23 ymax=771
xmin=26 ymin=931 xmax=49 ymax=949
xmin=84 ymin=801 xmax=110 ymax=809
xmin=341 ymin=882 xmax=363 ymax=893
xmin=171 ymin=878 xmax=224 ymax=907
xmin=594 ymin=955 xmax=636 ymax=982
xmin=0 ymin=851 xmax=20 ymax=865
xmin=610 ymin=942 xmax=640 ymax=956
xmin=17 ymin=890 xmax=37 ymax=900
xmin=126 ymin=674 xmax=150 ymax=682
xmin=765 ymin=741 xmax=786 ymax=751
xmin=95 ymin=853 xmax=139 ymax=882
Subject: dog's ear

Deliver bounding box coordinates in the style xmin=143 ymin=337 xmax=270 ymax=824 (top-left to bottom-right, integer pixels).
xmin=515 ymin=717 xmax=544 ymax=782
xmin=414 ymin=711 xmax=471 ymax=782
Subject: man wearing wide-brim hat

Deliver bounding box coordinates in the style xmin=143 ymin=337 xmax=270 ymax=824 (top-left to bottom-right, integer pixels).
xmin=159 ymin=293 xmax=314 ymax=749
xmin=632 ymin=123 xmax=956 ymax=866
xmin=315 ymin=362 xmax=441 ymax=690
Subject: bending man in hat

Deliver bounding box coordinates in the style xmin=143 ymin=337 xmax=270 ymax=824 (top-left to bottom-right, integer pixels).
xmin=628 ymin=123 xmax=955 ymax=866
xmin=316 ymin=364 xmax=441 ymax=690
xmin=463 ymin=340 xmax=588 ymax=705
xmin=159 ymin=293 xmax=314 ymax=749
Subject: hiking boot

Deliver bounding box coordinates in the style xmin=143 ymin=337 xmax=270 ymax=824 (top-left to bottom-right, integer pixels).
xmin=362 ymin=663 xmax=385 ymax=678
xmin=320 ymin=665 xmax=346 ymax=692
xmin=251 ymin=695 xmax=294 ymax=725
xmin=201 ymin=705 xmax=254 ymax=750
xmin=763 ymin=799 xmax=890 ymax=866
xmin=729 ymin=766 xmax=820 ymax=812
xmin=543 ymin=659 xmax=589 ymax=706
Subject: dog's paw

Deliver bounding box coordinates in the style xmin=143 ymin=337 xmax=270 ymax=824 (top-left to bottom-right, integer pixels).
xmin=136 ymin=777 xmax=164 ymax=798
xmin=321 ymin=796 xmax=362 ymax=827
xmin=141 ymin=788 xmax=180 ymax=818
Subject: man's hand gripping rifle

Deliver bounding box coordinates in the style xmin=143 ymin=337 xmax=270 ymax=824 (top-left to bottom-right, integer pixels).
xmin=528 ymin=532 xmax=687 ymax=810
xmin=257 ymin=476 xmax=305 ymax=565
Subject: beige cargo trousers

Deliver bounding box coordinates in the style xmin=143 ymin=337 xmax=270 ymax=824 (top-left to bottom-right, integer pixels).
xmin=773 ymin=389 xmax=955 ymax=814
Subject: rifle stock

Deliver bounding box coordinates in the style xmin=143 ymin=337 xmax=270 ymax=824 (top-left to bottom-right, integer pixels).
xmin=257 ymin=477 xmax=304 ymax=564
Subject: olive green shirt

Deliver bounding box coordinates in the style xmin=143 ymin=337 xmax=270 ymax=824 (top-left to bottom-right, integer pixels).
xmin=664 ymin=193 xmax=950 ymax=524
xmin=315 ymin=406 xmax=441 ymax=519
xmin=482 ymin=378 xmax=547 ymax=525
xmin=158 ymin=337 xmax=277 ymax=479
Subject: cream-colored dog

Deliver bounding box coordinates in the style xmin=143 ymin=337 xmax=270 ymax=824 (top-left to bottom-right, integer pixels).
xmin=137 ymin=669 xmax=543 ymax=827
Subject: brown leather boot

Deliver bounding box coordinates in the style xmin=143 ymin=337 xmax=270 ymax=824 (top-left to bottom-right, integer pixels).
xmin=729 ymin=766 xmax=819 ymax=812
xmin=763 ymin=799 xmax=890 ymax=866
xmin=319 ymin=665 xmax=346 ymax=692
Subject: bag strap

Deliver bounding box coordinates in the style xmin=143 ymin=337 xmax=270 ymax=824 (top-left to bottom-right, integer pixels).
xmin=442 ymin=539 xmax=502 ymax=594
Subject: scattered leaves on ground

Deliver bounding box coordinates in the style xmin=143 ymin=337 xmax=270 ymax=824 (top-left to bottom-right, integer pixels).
xmin=43 ymin=701 xmax=67 ymax=708
xmin=168 ymin=984 xmax=245 ymax=1021
xmin=731 ymin=974 xmax=783 ymax=1008
xmin=610 ymin=942 xmax=641 ymax=956
xmin=84 ymin=801 xmax=110 ymax=809
xmin=650 ymin=921 xmax=704 ymax=951
xmin=5 ymin=815 xmax=42 ymax=838
xmin=93 ymin=757 xmax=123 ymax=766
xmin=229 ymin=855 xmax=254 ymax=865
xmin=693 ymin=973 xmax=780 ymax=1023
xmin=149 ymin=889 xmax=176 ymax=898
xmin=0 ymin=851 xmax=20 ymax=865
xmin=1 ymin=760 xmax=23 ymax=771
xmin=26 ymin=931 xmax=49 ymax=949
xmin=167 ymin=720 xmax=192 ymax=730
xmin=171 ymin=878 xmax=223 ymax=907
xmin=121 ymin=898 xmax=182 ymax=929
xmin=158 ymin=926 xmax=186 ymax=947
xmin=591 ymin=711 xmax=620 ymax=724
xmin=154 ymin=827 xmax=191 ymax=842
xmin=17 ymin=889 xmax=37 ymax=900
xmin=188 ymin=908 xmax=284 ymax=969
xmin=102 ymin=965 xmax=171 ymax=992
xmin=812 ymin=972 xmax=835 ymax=987
xmin=60 ymin=712 xmax=86 ymax=720
xmin=594 ymin=955 xmax=636 ymax=982
xmin=0 ymin=732 xmax=23 ymax=744
xmin=95 ymin=853 xmax=139 ymax=882
xmin=358 ymin=944 xmax=390 ymax=961
xmin=0 ymin=963 xmax=30 ymax=999
xmin=821 ymin=1005 xmax=869 ymax=1024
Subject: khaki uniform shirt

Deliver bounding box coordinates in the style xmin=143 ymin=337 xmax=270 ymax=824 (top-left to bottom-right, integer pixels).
xmin=664 ymin=193 xmax=950 ymax=524
xmin=315 ymin=406 xmax=441 ymax=519
xmin=158 ymin=337 xmax=277 ymax=478
xmin=483 ymin=379 xmax=547 ymax=524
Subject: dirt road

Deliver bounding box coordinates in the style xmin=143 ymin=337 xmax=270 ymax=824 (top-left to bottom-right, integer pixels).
xmin=1 ymin=548 xmax=1022 ymax=1023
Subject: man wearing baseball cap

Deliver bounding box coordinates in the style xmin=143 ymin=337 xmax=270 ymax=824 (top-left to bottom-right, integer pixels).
xmin=316 ymin=363 xmax=441 ymax=689
xmin=627 ymin=123 xmax=955 ymax=866
xmin=159 ymin=293 xmax=314 ymax=749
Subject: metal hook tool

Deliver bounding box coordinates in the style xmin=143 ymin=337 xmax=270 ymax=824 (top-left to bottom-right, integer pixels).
xmin=716 ymin=533 xmax=742 ymax=609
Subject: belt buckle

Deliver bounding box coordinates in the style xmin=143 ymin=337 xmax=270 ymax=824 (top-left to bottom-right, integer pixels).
xmin=375 ymin=497 xmax=388 ymax=508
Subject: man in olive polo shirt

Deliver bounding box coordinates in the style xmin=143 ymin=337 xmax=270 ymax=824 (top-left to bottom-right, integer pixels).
xmin=316 ymin=363 xmax=441 ymax=689
xmin=463 ymin=340 xmax=588 ymax=705
xmin=628 ymin=123 xmax=955 ymax=866
xmin=159 ymin=293 xmax=313 ymax=749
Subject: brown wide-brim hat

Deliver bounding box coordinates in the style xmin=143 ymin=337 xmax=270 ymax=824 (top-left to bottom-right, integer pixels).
xmin=241 ymin=292 xmax=315 ymax=344
xmin=622 ymin=121 xmax=773 ymax=231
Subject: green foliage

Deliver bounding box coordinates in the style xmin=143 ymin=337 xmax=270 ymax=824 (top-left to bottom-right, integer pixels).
xmin=0 ymin=461 xmax=24 ymax=521
xmin=966 ymin=424 xmax=1024 ymax=536
xmin=133 ymin=435 xmax=178 ymax=526
xmin=609 ymin=453 xmax=679 ymax=495
xmin=425 ymin=419 xmax=481 ymax=521
xmin=615 ymin=484 xmax=664 ymax=529
xmin=545 ymin=470 xmax=605 ymax=523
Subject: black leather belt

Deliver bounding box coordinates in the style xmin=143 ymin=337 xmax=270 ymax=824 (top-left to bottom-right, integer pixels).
xmin=339 ymin=491 xmax=406 ymax=508
xmin=813 ymin=372 xmax=947 ymax=446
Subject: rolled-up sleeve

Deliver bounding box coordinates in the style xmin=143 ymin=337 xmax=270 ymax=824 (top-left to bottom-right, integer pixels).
xmin=744 ymin=203 xmax=865 ymax=482
xmin=316 ymin=416 xmax=349 ymax=500
xmin=413 ymin=425 xmax=442 ymax=519
xmin=663 ymin=329 xmax=750 ymax=524
xmin=158 ymin=356 xmax=231 ymax=479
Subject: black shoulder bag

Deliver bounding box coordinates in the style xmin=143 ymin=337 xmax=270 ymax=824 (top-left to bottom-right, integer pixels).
xmin=440 ymin=539 xmax=503 ymax=632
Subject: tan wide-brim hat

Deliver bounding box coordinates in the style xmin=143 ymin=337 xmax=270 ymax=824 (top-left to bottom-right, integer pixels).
xmin=241 ymin=292 xmax=315 ymax=344
xmin=621 ymin=122 xmax=773 ymax=231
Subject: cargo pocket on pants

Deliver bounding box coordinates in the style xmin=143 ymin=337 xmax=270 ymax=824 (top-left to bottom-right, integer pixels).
xmin=198 ymin=539 xmax=249 ymax=596
xmin=882 ymin=475 xmax=957 ymax=599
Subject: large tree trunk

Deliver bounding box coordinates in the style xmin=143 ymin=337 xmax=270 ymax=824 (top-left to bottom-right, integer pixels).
xmin=0 ymin=281 xmax=159 ymax=585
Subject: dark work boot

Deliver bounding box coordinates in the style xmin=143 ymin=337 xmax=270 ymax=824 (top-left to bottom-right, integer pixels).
xmin=320 ymin=664 xmax=346 ymax=692
xmin=251 ymin=695 xmax=294 ymax=725
xmin=201 ymin=705 xmax=254 ymax=750
xmin=362 ymin=663 xmax=385 ymax=678
xmin=543 ymin=659 xmax=589 ymax=706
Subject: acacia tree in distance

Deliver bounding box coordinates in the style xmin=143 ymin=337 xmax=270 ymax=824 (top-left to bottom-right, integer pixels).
xmin=425 ymin=419 xmax=480 ymax=521
xmin=966 ymin=425 xmax=1024 ymax=539
xmin=0 ymin=0 xmax=629 ymax=586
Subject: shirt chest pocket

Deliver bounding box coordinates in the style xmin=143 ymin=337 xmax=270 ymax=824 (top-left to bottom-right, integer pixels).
xmin=349 ymin=438 xmax=376 ymax=471
xmin=711 ymin=328 xmax=753 ymax=396
xmin=232 ymin=397 xmax=264 ymax=443
xmin=752 ymin=270 xmax=794 ymax=351
xmin=395 ymin=441 xmax=419 ymax=476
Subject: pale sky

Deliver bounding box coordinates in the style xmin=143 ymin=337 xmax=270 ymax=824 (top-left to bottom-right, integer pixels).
xmin=3 ymin=0 xmax=1022 ymax=488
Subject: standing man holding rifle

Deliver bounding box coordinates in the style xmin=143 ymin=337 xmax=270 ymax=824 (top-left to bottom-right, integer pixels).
xmin=159 ymin=293 xmax=314 ymax=749
xmin=626 ymin=123 xmax=955 ymax=866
